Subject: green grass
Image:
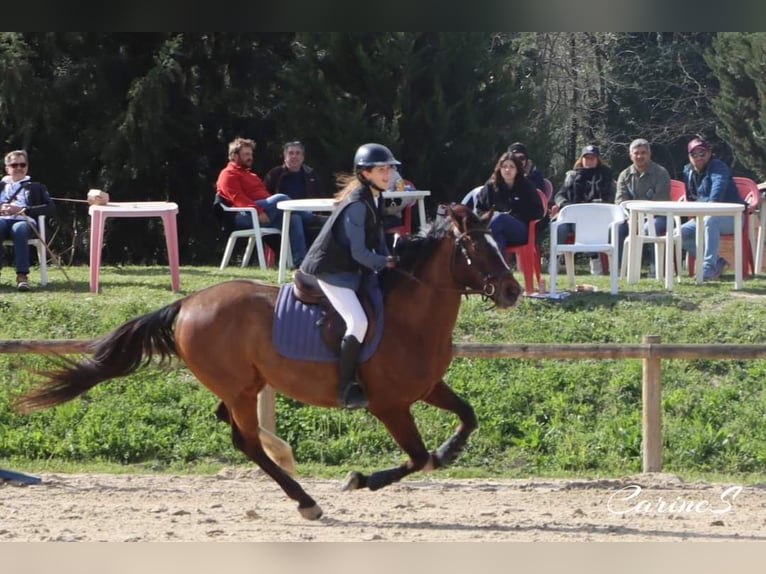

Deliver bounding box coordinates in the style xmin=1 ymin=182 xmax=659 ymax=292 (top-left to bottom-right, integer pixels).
xmin=2 ymin=261 xmax=766 ymax=482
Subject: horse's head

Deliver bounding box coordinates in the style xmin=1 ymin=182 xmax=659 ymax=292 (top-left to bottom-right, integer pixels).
xmin=443 ymin=203 xmax=521 ymax=308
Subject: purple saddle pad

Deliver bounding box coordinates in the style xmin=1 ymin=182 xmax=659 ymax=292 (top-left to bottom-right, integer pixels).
xmin=272 ymin=279 xmax=384 ymax=362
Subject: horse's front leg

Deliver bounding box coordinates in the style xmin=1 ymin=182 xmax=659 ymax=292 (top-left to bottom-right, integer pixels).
xmin=341 ymin=407 xmax=431 ymax=492
xmin=421 ymin=380 xmax=477 ymax=468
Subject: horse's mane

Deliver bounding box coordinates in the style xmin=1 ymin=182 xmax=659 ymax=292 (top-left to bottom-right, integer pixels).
xmin=380 ymin=207 xmax=477 ymax=293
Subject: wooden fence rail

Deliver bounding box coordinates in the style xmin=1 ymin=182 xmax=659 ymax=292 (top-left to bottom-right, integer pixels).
xmin=0 ymin=340 xmax=93 ymax=354
xmin=6 ymin=338 xmax=766 ymax=359
xmin=4 ymin=336 xmax=766 ymax=473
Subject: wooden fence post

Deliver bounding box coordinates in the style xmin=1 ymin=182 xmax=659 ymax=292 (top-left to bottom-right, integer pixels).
xmin=642 ymin=334 xmax=662 ymax=472
xmin=258 ymin=387 xmax=276 ymax=434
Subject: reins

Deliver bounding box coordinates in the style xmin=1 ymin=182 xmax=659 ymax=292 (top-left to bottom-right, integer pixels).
xmin=390 ymin=225 xmax=501 ymax=300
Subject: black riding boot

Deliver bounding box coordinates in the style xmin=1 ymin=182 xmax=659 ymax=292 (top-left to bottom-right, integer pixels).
xmin=337 ymin=335 xmax=369 ymax=410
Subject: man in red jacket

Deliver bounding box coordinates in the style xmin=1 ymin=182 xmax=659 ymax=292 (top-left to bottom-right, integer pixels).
xmin=216 ymin=137 xmax=307 ymax=266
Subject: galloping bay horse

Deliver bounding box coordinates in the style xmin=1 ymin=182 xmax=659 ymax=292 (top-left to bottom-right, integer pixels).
xmin=16 ymin=203 xmax=521 ymax=520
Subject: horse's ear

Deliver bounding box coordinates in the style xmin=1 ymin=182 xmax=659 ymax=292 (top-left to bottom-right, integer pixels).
xmin=478 ymin=208 xmax=494 ymax=227
xmin=444 ymin=203 xmax=466 ymax=233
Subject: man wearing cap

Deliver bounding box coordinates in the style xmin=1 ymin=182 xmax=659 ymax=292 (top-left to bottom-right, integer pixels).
xmin=554 ymin=144 xmax=615 ymax=274
xmin=615 ymin=138 xmax=671 ymax=271
xmin=681 ymin=136 xmax=745 ymax=280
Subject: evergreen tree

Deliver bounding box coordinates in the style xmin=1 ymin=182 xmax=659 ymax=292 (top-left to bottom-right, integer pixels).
xmin=0 ymin=33 xmax=294 ymax=264
xmin=399 ymin=33 xmax=541 ymax=202
xmin=274 ymin=33 xmax=544 ymax=207
xmin=270 ymin=32 xmax=404 ymax=196
xmin=605 ymin=32 xmax=719 ymax=177
xmin=707 ymin=32 xmax=766 ymax=180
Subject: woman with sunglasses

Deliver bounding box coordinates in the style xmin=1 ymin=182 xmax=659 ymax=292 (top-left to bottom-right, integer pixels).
xmin=0 ymin=150 xmax=55 ymax=291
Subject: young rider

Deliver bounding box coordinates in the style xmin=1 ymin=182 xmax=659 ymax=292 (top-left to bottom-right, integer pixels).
xmin=299 ymin=143 xmax=399 ymax=409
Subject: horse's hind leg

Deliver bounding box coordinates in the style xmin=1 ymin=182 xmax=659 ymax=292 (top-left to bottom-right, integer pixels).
xmin=223 ymin=399 xmax=322 ymax=520
xmin=421 ymin=380 xmax=477 ymax=468
xmin=341 ymin=408 xmax=431 ymax=492
xmin=215 ymin=401 xmax=297 ymax=478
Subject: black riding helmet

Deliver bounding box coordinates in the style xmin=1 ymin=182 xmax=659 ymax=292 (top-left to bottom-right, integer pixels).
xmin=354 ymin=143 xmax=401 ymax=171
xmin=354 ymin=143 xmax=401 ymax=191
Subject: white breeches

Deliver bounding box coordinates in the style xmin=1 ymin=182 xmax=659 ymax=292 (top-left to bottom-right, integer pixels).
xmin=316 ymin=279 xmax=368 ymax=341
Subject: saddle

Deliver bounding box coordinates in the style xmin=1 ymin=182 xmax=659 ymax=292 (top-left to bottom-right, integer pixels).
xmin=292 ymin=269 xmax=377 ymax=354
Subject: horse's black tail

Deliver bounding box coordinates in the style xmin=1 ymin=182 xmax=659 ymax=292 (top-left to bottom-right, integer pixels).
xmin=14 ymin=300 xmax=183 ymax=413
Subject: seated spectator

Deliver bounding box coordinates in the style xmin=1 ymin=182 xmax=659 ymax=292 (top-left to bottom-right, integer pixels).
xmin=680 ymin=136 xmax=746 ymax=280
xmin=263 ymin=140 xmax=326 ymax=244
xmin=508 ymin=142 xmax=545 ymax=192
xmin=0 ymin=150 xmax=55 ymax=291
xmin=554 ymin=144 xmax=616 ymax=275
xmin=264 ymin=140 xmax=323 ymax=200
xmin=509 ymin=141 xmax=549 ymax=249
xmin=472 ymin=152 xmax=544 ymax=254
xmin=216 ymin=137 xmax=307 ymax=267
xmin=615 ymin=138 xmax=671 ymax=270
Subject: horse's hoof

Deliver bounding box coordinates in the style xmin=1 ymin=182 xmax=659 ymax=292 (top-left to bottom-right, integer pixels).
xmin=341 ymin=471 xmax=362 ymax=491
xmin=298 ymin=504 xmax=323 ymax=520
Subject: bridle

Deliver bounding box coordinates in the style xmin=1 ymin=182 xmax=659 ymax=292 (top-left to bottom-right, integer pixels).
xmin=392 ymin=225 xmax=508 ymax=301
xmin=452 ymin=227 xmax=508 ymax=299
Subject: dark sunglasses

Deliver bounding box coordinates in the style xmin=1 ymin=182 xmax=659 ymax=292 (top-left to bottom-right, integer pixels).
xmin=689 ymin=150 xmax=708 ymax=158
xmin=8 ymin=162 xmax=27 ymax=168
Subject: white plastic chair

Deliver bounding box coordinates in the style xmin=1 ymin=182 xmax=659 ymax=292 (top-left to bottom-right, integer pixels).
xmin=218 ymin=205 xmax=285 ymax=271
xmin=549 ymin=203 xmax=625 ymax=295
xmin=460 ymin=186 xmax=482 ymax=209
xmin=620 ymin=210 xmax=683 ymax=283
xmin=2 ymin=215 xmax=48 ymax=286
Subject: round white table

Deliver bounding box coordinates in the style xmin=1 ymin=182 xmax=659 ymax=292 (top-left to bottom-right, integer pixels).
xmin=276 ymin=198 xmax=335 ymax=283
xmin=623 ymin=200 xmax=745 ymax=291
